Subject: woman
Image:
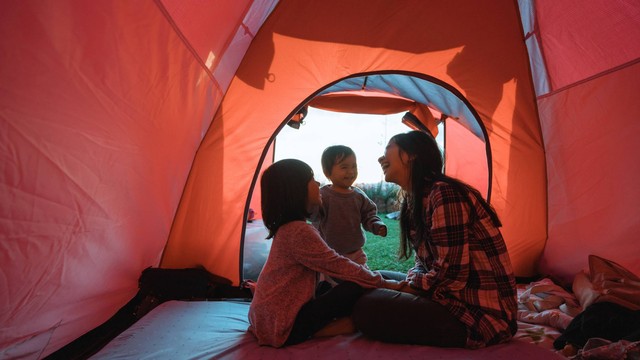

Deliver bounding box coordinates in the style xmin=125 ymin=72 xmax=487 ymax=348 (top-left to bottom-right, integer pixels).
xmin=353 ymin=130 xmax=517 ymax=349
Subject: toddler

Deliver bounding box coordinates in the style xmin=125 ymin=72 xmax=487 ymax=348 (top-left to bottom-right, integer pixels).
xmin=311 ymin=145 xmax=387 ymax=268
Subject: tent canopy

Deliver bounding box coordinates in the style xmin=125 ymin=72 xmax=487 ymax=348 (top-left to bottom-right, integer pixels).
xmin=2 ymin=1 xmax=639 ymax=358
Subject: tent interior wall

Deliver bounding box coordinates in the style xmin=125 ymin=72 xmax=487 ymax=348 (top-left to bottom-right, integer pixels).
xmin=1 ymin=0 xmax=639 ymax=358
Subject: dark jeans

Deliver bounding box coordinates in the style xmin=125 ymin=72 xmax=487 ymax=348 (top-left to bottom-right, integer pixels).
xmin=285 ymin=281 xmax=365 ymax=346
xmin=353 ymin=274 xmax=467 ymax=348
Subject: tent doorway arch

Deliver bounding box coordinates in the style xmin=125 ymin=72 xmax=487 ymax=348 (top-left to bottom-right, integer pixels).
xmin=241 ymin=71 xmax=494 ymax=281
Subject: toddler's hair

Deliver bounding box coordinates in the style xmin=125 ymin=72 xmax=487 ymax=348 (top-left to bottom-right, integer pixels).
xmin=321 ymin=145 xmax=355 ymax=177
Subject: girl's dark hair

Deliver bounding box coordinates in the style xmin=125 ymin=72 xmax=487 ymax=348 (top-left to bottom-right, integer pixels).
xmin=392 ymin=130 xmax=502 ymax=259
xmin=260 ymin=159 xmax=314 ymax=239
xmin=320 ymin=145 xmax=355 ymax=178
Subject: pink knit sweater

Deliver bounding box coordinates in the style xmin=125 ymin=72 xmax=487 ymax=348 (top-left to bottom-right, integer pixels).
xmin=248 ymin=221 xmax=386 ymax=347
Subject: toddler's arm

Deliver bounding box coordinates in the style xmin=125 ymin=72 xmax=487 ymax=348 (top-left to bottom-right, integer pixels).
xmin=358 ymin=190 xmax=386 ymax=236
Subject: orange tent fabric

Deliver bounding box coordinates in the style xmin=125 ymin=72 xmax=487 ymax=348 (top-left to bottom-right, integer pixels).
xmin=162 ymin=0 xmax=546 ymax=283
xmin=1 ymin=0 xmax=639 ymax=358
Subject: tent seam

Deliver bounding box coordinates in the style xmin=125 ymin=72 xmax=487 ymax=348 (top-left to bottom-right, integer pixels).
xmin=213 ymin=2 xmax=256 ymax=75
xmin=514 ymin=0 xmax=550 ymax=255
xmin=152 ymin=0 xmax=221 ymax=90
xmin=531 ymin=2 xmax=553 ymax=95
xmin=537 ymin=57 xmax=640 ymax=100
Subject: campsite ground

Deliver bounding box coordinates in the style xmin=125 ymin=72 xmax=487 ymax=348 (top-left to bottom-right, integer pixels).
xmin=363 ymin=216 xmax=414 ymax=272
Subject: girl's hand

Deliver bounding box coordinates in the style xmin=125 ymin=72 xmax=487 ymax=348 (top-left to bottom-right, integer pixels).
xmin=377 ymin=225 xmax=388 ymax=237
xmin=398 ymin=282 xmax=423 ymax=295
xmin=382 ymin=279 xmax=404 ymax=291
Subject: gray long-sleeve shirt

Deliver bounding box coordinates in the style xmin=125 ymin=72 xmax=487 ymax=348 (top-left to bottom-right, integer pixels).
xmin=310 ymin=185 xmax=385 ymax=254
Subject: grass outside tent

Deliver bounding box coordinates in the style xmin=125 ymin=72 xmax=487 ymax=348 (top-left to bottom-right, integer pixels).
xmin=363 ymin=215 xmax=414 ymax=273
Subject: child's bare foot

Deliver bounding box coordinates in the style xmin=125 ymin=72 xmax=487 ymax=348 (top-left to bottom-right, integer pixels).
xmin=560 ymin=344 xmax=578 ymax=357
xmin=313 ymin=317 xmax=356 ymax=337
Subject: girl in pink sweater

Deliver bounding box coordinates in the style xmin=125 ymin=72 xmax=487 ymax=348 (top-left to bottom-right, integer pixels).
xmin=248 ymin=159 xmax=401 ymax=347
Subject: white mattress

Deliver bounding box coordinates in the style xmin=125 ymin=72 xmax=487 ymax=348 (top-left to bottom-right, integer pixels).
xmin=90 ymin=300 xmax=566 ymax=359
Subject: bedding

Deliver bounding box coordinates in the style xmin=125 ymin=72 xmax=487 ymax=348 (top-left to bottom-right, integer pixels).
xmin=90 ymin=300 xmax=566 ymax=359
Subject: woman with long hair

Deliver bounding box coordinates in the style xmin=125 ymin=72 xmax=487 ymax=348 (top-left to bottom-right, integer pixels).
xmin=353 ymin=130 xmax=517 ymax=349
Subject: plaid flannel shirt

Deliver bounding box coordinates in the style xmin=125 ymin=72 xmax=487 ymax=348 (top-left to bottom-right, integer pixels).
xmin=406 ymin=182 xmax=518 ymax=348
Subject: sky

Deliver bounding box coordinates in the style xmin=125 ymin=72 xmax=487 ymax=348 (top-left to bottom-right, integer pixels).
xmin=273 ymin=107 xmax=435 ymax=184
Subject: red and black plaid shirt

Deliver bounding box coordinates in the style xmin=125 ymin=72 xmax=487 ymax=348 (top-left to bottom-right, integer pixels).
xmin=406 ymin=182 xmax=518 ymax=348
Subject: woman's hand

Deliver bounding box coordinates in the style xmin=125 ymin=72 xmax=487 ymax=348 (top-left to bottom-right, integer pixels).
xmin=382 ymin=280 xmax=425 ymax=295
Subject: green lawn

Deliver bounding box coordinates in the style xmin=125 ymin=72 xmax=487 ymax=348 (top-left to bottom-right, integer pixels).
xmin=363 ymin=215 xmax=414 ymax=272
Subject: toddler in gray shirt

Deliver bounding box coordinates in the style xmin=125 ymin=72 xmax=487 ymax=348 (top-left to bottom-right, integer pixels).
xmin=311 ymin=145 xmax=387 ymax=269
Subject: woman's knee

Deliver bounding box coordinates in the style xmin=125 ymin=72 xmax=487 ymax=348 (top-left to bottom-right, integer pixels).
xmin=352 ymin=289 xmax=402 ymax=330
xmin=353 ymin=289 xmax=467 ymax=347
